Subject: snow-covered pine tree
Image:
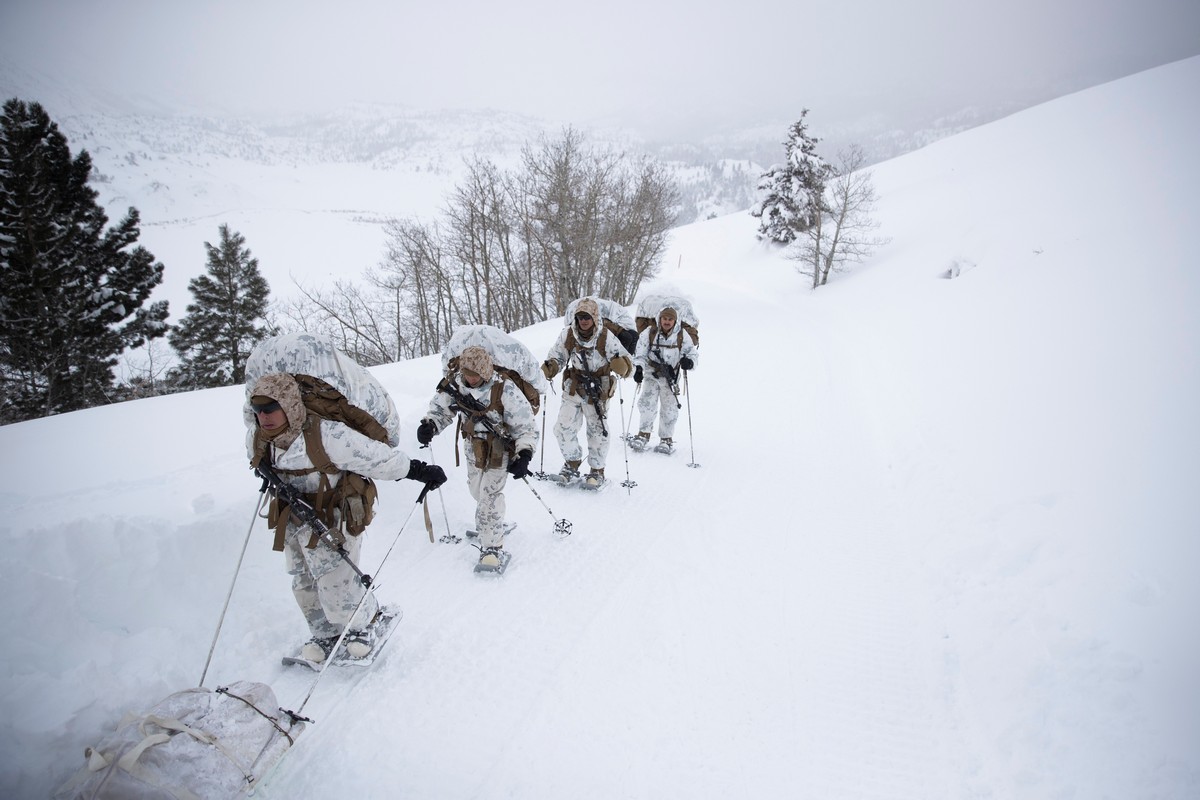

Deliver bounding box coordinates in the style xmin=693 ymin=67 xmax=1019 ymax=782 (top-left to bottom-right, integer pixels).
xmin=0 ymin=99 xmax=169 ymax=423
xmin=168 ymin=224 xmax=272 ymax=388
xmin=750 ymin=109 xmax=831 ymax=245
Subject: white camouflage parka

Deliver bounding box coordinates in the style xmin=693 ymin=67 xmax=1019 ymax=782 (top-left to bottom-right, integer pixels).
xmin=633 ymin=306 xmax=700 ymax=378
xmin=544 ymin=299 xmax=632 ymax=403
xmin=422 ymin=370 xmax=539 ymax=464
xmin=632 ymin=306 xmax=699 ymax=440
xmin=244 ymin=373 xmax=417 ymax=496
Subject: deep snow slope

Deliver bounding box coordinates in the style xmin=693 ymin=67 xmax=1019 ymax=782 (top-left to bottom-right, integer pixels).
xmin=0 ymin=57 xmax=1197 ymax=799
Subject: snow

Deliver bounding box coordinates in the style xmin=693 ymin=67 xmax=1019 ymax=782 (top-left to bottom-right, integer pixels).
xmin=3 ymin=56 xmax=1199 ymax=798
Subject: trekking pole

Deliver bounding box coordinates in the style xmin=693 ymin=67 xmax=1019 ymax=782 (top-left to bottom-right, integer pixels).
xmin=521 ymin=477 xmax=573 ymax=536
xmin=293 ymin=483 xmax=431 ymax=716
xmin=425 ymin=444 xmax=453 ymax=543
xmin=535 ymin=397 xmax=549 ymax=480
xmin=684 ymin=370 xmax=701 ymax=469
xmin=616 ymin=379 xmax=637 ymax=492
xmin=198 ymin=492 xmax=265 ymax=688
xmin=625 ymin=381 xmax=641 ymax=435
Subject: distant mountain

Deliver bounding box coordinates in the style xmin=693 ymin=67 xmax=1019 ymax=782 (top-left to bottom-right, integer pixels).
xmin=2 ymin=57 xmax=1031 ymax=227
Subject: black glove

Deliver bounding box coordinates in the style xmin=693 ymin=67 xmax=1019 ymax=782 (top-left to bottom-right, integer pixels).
xmin=679 ymin=356 xmax=693 ymax=371
xmin=416 ymin=419 xmax=436 ymax=445
xmin=507 ymin=449 xmax=533 ymax=479
xmin=634 ymin=365 xmax=643 ymax=384
xmin=405 ymin=459 xmax=446 ymax=489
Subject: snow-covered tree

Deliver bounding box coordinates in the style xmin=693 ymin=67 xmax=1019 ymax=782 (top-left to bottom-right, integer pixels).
xmin=169 ymin=224 xmax=272 ymax=388
xmin=0 ymin=99 xmax=169 ymax=423
xmin=791 ymin=145 xmax=889 ymax=288
xmin=750 ymin=110 xmax=831 ymax=244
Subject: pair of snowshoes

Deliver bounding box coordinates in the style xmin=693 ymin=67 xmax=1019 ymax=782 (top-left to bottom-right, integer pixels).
xmin=629 ymin=434 xmax=674 ymax=455
xmin=283 ymin=606 xmax=402 ymax=671
xmin=551 ymin=461 xmax=607 ymax=489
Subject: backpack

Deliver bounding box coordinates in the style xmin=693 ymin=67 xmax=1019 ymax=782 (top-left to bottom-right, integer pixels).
xmin=636 ymin=293 xmax=700 ymax=347
xmin=566 ymin=296 xmax=639 ymax=354
xmin=244 ymin=334 xmax=400 ymax=548
xmin=439 ymin=325 xmax=545 ymax=469
xmin=441 ymin=325 xmax=547 ymax=415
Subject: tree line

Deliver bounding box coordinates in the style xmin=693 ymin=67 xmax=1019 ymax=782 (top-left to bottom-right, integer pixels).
xmin=279 ymin=128 xmax=679 ymax=366
xmin=3 ymin=97 xmax=883 ymax=424
xmin=0 ymin=100 xmax=680 ymax=422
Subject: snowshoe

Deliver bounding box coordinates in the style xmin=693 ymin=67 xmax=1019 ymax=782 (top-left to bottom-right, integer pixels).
xmin=298 ymin=636 xmax=337 ymax=664
xmin=550 ymin=461 xmax=581 ymax=486
xmin=474 ymin=547 xmax=513 ymax=575
xmin=653 ymin=438 xmax=675 ymax=455
xmin=628 ymin=433 xmax=651 ymax=452
xmin=282 ymin=606 xmax=402 ymax=670
xmin=580 ymin=468 xmax=607 ymax=490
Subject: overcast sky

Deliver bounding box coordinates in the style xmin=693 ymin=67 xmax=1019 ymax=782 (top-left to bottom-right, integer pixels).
xmin=2 ymin=0 xmax=1198 ymax=136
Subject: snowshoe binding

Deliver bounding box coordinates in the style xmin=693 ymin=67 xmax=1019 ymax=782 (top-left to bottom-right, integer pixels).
xmin=474 ymin=546 xmax=513 ymax=575
xmin=653 ymin=438 xmax=675 ymax=455
xmin=628 ymin=432 xmax=651 ymax=452
xmin=580 ymin=468 xmax=607 ymax=490
xmin=550 ymin=460 xmax=582 ymax=486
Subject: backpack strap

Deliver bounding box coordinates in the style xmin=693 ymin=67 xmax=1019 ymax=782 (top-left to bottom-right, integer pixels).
xmin=441 ymin=371 xmax=511 ymax=469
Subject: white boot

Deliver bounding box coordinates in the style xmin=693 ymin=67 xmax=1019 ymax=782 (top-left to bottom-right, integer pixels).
xmin=300 ymin=637 xmax=334 ymax=663
xmin=344 ymin=629 xmax=374 ymax=660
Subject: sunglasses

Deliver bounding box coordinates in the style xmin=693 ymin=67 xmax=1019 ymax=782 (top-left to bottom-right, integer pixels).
xmin=252 ymin=400 xmax=282 ymax=414
xmin=575 ymin=313 xmax=593 ymax=322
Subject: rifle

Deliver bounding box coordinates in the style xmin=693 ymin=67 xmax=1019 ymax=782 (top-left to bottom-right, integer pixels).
xmin=253 ymin=458 xmax=374 ymax=587
xmin=573 ymin=354 xmax=609 ymax=437
xmin=650 ymin=345 xmax=682 ymax=409
xmin=438 ymin=377 xmax=517 ymax=452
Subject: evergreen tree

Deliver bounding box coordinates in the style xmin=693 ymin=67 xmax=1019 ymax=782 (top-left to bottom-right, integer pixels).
xmin=168 ymin=224 xmax=272 ymax=387
xmin=750 ymin=109 xmax=831 ymax=244
xmin=0 ymin=99 xmax=169 ymax=423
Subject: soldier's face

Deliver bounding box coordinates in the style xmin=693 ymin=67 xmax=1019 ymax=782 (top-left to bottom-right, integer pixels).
xmin=660 ymin=314 xmax=676 ymax=332
xmin=576 ymin=313 xmax=594 ymax=332
xmin=256 ymin=406 xmax=288 ymax=431
xmin=463 ymin=370 xmax=483 ymax=387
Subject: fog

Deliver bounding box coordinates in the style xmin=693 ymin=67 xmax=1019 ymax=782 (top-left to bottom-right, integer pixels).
xmin=3 ymin=0 xmax=1198 ymax=136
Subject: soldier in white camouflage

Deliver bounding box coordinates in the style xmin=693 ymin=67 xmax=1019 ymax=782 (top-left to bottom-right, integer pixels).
xmin=246 ymin=372 xmax=445 ymax=663
xmin=417 ymin=346 xmax=538 ymax=570
xmin=541 ymin=297 xmax=633 ymax=488
xmin=631 ymin=305 xmax=698 ymax=454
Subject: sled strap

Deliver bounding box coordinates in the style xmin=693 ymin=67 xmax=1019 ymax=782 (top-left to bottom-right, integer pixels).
xmin=123 ymin=712 xmax=256 ymax=787
xmin=112 ymin=730 xmax=203 ymax=800
xmin=217 ymin=685 xmax=299 ymax=746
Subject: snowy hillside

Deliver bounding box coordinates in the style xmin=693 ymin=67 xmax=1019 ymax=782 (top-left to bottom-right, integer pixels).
xmin=2 ymin=56 xmax=1198 ymax=799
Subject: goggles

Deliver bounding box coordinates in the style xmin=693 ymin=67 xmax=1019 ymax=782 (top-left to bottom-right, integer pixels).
xmin=575 ymin=312 xmax=593 ymax=322
xmin=251 ymin=400 xmax=282 ymax=414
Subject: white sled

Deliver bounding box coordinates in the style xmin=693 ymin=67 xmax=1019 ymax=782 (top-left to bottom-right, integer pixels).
xmin=54 ymin=680 xmax=302 ymax=799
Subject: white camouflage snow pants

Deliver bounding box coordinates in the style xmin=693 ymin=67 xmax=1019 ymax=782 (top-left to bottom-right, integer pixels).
xmin=553 ymin=391 xmax=610 ymax=470
xmin=465 ymin=446 xmax=510 ymax=550
xmin=283 ymin=523 xmax=378 ymax=639
xmin=636 ymin=374 xmax=680 ymax=439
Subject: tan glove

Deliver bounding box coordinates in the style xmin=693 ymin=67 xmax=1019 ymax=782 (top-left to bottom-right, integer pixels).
xmin=608 ymin=355 xmax=632 ymax=378
xmin=541 ymin=360 xmax=559 ymax=380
